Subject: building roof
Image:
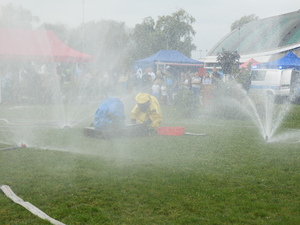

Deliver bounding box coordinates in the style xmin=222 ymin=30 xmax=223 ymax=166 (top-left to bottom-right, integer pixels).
xmin=206 ymin=10 xmax=300 ymax=62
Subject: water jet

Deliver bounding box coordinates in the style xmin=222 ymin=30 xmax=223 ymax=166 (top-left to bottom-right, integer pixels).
xmin=62 ymin=125 xmax=72 ymax=130
xmin=20 ymin=143 xmax=27 ymax=148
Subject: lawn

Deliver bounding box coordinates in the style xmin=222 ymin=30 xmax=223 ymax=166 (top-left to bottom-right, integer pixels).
xmin=0 ymin=104 xmax=300 ymax=224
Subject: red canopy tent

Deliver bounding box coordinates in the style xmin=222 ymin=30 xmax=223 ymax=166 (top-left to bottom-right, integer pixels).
xmin=0 ymin=28 xmax=94 ymax=62
xmin=239 ymin=58 xmax=259 ymax=68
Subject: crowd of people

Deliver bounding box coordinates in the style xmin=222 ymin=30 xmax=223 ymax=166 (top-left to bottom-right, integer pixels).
xmin=129 ymin=66 xmax=223 ymax=107
xmin=0 ymin=63 xmax=97 ymax=104
xmin=0 ymin=62 xmax=223 ymax=108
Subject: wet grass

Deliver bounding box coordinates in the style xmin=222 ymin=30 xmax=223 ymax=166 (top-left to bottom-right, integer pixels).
xmin=0 ymin=105 xmax=300 ymax=224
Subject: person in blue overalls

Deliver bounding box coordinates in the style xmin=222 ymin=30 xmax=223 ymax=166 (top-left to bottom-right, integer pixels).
xmin=93 ymin=97 xmax=126 ymax=135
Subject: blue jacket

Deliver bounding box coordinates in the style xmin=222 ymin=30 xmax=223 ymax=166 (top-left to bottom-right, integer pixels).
xmin=94 ymin=97 xmax=125 ymax=129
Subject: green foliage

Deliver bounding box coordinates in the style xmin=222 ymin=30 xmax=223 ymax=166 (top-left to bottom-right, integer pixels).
xmin=155 ymin=9 xmax=196 ymax=57
xmin=39 ymin=23 xmax=71 ymax=45
xmin=174 ymin=88 xmax=199 ymax=118
xmin=236 ymin=68 xmax=252 ymax=91
xmin=1 ymin=105 xmax=300 ymax=224
xmin=217 ymin=49 xmax=240 ymax=75
xmin=131 ymin=17 xmax=159 ymax=60
xmin=69 ymin=20 xmax=131 ymax=72
xmin=0 ymin=4 xmax=40 ymax=28
xmin=230 ymin=14 xmax=259 ymax=31
xmin=132 ymin=9 xmax=196 ymax=60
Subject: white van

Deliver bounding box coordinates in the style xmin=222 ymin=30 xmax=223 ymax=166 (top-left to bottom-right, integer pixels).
xmin=249 ymin=69 xmax=300 ymax=101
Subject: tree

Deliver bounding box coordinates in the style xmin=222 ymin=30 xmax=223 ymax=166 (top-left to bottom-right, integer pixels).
xmin=68 ymin=20 xmax=131 ymax=72
xmin=236 ymin=66 xmax=252 ymax=92
xmin=217 ymin=49 xmax=240 ymax=75
xmin=131 ymin=17 xmax=158 ymax=60
xmin=156 ymin=9 xmax=196 ymax=57
xmin=0 ymin=4 xmax=39 ymax=28
xmin=131 ymin=9 xmax=196 ymax=60
xmin=230 ymin=14 xmax=259 ymax=31
xmin=39 ymin=23 xmax=71 ymax=44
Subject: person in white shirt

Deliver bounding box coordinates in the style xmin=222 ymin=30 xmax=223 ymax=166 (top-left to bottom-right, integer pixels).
xmin=201 ymin=72 xmax=214 ymax=107
xmin=160 ymin=81 xmax=168 ymax=105
xmin=146 ymin=67 xmax=156 ymax=81
xmin=151 ymin=79 xmax=161 ymax=99
xmin=202 ymin=72 xmax=212 ymax=85
xmin=191 ymin=72 xmax=202 ymax=105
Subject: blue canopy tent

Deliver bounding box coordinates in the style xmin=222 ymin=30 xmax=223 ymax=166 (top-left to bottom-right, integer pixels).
xmin=134 ymin=50 xmax=204 ymax=72
xmin=256 ymin=52 xmax=300 ymax=69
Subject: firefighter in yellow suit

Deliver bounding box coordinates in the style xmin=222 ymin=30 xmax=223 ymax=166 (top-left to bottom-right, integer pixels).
xmin=130 ymin=93 xmax=162 ymax=135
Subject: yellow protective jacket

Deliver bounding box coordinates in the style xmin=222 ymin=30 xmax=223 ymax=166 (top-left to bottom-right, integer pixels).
xmin=131 ymin=94 xmax=162 ymax=128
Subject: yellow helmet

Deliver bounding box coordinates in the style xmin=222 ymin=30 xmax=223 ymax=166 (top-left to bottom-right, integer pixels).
xmin=135 ymin=93 xmax=151 ymax=104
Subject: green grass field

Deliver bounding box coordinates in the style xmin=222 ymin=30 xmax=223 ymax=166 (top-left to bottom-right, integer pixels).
xmin=0 ymin=104 xmax=300 ymax=224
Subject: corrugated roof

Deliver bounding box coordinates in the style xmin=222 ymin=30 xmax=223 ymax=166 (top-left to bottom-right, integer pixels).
xmin=207 ymin=10 xmax=300 ymax=56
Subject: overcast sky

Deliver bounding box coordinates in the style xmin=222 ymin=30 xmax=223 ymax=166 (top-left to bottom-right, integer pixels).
xmin=1 ymin=0 xmax=299 ymax=59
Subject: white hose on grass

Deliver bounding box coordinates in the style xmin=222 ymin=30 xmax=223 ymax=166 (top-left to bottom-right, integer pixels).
xmin=0 ymin=185 xmax=65 ymax=225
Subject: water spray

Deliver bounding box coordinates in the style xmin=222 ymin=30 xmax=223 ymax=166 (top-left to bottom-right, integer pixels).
xmin=62 ymin=125 xmax=72 ymax=129
xmin=20 ymin=143 xmax=27 ymax=148
xmin=0 ymin=118 xmax=12 ymax=124
xmin=0 ymin=143 xmax=26 ymax=151
xmin=265 ymin=135 xmax=268 ymax=142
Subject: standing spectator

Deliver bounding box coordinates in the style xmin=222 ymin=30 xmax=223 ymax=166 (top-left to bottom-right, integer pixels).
xmin=160 ymin=81 xmax=168 ymax=105
xmin=165 ymin=69 xmax=177 ymax=104
xmin=191 ymin=72 xmax=202 ymax=105
xmin=198 ymin=66 xmax=206 ymax=77
xmin=202 ymin=72 xmax=212 ymax=85
xmin=182 ymin=72 xmax=191 ymax=90
xmin=135 ymin=68 xmax=143 ymax=92
xmin=151 ymin=79 xmax=161 ymax=99
xmin=212 ymin=67 xmax=222 ymax=84
xmin=126 ymin=71 xmax=135 ymax=94
xmin=141 ymin=69 xmax=152 ymax=94
xmin=201 ymin=72 xmax=213 ymax=107
xmin=146 ymin=67 xmax=156 ymax=81
xmin=155 ymin=70 xmax=164 ymax=85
